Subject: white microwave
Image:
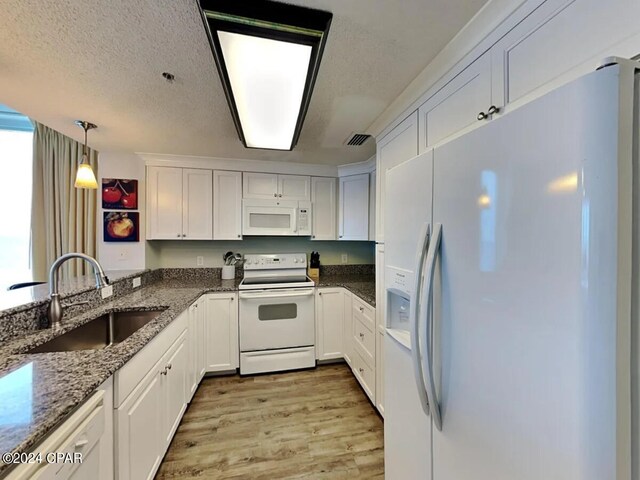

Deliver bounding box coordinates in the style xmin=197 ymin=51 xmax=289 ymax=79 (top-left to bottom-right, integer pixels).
xmin=242 ymin=199 xmax=311 ymax=236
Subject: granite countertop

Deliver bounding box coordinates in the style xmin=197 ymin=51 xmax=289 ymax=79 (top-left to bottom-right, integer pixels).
xmin=315 ymin=274 xmax=376 ymax=307
xmin=0 ymin=273 xmax=374 ymax=475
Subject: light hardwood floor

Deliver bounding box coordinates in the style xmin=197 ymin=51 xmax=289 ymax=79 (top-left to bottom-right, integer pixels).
xmin=155 ymin=364 xmax=384 ymax=479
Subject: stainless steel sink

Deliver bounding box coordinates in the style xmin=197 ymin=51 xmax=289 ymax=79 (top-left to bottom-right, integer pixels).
xmin=28 ymin=309 xmax=166 ymax=353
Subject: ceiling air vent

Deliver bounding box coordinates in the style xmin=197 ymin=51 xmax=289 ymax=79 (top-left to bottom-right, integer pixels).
xmin=345 ymin=133 xmax=372 ymax=146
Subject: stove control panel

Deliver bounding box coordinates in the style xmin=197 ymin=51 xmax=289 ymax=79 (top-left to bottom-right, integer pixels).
xmin=243 ymin=253 xmax=307 ymax=270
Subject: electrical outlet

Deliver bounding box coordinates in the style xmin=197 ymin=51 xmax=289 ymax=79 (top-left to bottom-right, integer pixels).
xmin=341 ymin=254 xmax=348 ymax=264
xmin=132 ymin=277 xmax=141 ymax=288
xmin=196 ymin=256 xmax=204 ymax=267
xmin=101 ymin=285 xmax=113 ymax=299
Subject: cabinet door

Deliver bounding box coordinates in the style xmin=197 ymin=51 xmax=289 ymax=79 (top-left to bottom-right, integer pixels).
xmin=204 ymin=293 xmax=239 ymax=372
xmin=278 ymin=174 xmax=311 ymax=201
xmin=418 ymin=51 xmax=491 ymax=153
xmin=213 ymin=170 xmax=242 ymax=240
xmin=116 ymin=370 xmax=163 ymax=480
xmin=375 ymin=330 xmax=385 ymax=417
xmin=243 ymin=172 xmax=278 ymax=199
xmin=369 ymin=170 xmax=376 ymax=241
xmin=196 ymin=298 xmax=207 ymax=380
xmin=315 ymin=288 xmax=344 ymax=361
xmin=376 ymin=111 xmax=418 ymax=243
xmin=147 ymin=166 xmax=183 ymax=240
xmin=182 ymin=169 xmax=213 ymax=240
xmin=162 ymin=333 xmax=188 ymax=448
xmin=311 ymin=177 xmax=337 ymax=240
xmin=343 ymin=290 xmax=353 ymax=367
xmin=186 ymin=303 xmax=199 ymax=402
xmin=491 ymin=0 xmax=640 ymax=116
xmin=339 ymin=174 xmax=370 ymax=241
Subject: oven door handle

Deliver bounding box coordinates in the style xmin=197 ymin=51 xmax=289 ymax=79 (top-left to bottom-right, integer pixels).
xmin=239 ymin=289 xmax=315 ymax=299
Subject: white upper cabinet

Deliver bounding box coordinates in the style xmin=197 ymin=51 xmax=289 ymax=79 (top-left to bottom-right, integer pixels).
xmin=491 ymin=0 xmax=640 ymax=115
xmin=278 ymin=174 xmax=311 ymax=201
xmin=243 ymin=172 xmax=310 ymax=201
xmin=418 ymin=51 xmax=492 ymax=153
xmin=369 ymin=170 xmax=376 ymax=241
xmin=311 ymin=176 xmax=337 ymax=240
xmin=182 ymin=169 xmax=213 ymax=240
xmin=243 ymin=172 xmax=279 ymax=199
xmin=339 ymin=173 xmax=370 ymax=241
xmin=376 ymin=111 xmax=418 ymax=243
xmin=213 ymin=170 xmax=242 ymax=240
xmin=147 ymin=166 xmax=212 ymax=240
xmin=147 ymin=166 xmax=183 ymax=240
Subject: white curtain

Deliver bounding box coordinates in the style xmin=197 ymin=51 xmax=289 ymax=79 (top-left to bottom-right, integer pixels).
xmin=30 ymin=122 xmax=98 ymax=281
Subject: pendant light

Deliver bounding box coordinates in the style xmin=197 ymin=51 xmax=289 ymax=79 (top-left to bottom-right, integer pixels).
xmin=74 ymin=120 xmax=98 ymax=189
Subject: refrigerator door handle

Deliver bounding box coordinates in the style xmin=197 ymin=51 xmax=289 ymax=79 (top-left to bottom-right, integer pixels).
xmin=421 ymin=222 xmax=443 ymax=430
xmin=409 ymin=222 xmax=431 ymax=415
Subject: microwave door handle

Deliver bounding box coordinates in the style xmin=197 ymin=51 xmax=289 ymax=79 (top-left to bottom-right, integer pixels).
xmin=293 ymin=208 xmax=298 ymax=233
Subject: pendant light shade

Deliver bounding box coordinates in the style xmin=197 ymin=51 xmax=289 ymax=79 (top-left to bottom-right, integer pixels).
xmin=198 ymin=0 xmax=332 ymax=151
xmin=74 ymin=120 xmax=98 ymax=189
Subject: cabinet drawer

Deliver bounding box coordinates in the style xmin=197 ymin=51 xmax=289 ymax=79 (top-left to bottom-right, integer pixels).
xmin=351 ymin=349 xmax=375 ymax=403
xmin=353 ymin=316 xmax=375 ymax=367
xmin=353 ymin=296 xmax=375 ymax=331
xmin=34 ymin=405 xmax=105 ymax=480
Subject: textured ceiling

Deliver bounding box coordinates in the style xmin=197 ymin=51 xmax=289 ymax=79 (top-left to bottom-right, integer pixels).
xmin=0 ymin=0 xmax=487 ymax=165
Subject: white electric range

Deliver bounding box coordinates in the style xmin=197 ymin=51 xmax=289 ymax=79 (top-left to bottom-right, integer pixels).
xmin=238 ymin=253 xmax=316 ymax=375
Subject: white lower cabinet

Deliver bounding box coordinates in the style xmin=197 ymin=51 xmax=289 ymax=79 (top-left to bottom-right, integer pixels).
xmin=162 ymin=334 xmax=188 ymax=445
xmin=375 ymin=330 xmax=385 ymax=416
xmin=204 ymin=293 xmax=239 ymax=373
xmin=343 ymin=290 xmax=354 ymax=367
xmin=315 ymin=288 xmax=345 ymax=361
xmin=7 ymin=381 xmax=113 ymax=480
xmin=114 ymin=313 xmax=188 ymax=480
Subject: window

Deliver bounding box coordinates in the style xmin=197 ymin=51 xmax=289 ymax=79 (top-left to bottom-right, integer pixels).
xmin=0 ymin=105 xmax=33 ymax=291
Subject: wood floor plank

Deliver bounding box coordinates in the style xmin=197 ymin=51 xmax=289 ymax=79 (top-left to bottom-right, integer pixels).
xmin=155 ymin=364 xmax=384 ymax=479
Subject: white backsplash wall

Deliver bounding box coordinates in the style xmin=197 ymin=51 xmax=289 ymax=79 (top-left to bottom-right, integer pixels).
xmin=97 ymin=152 xmax=146 ymax=271
xmin=145 ymin=238 xmax=375 ymax=268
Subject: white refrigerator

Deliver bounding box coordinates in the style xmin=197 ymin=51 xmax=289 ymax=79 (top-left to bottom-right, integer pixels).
xmin=384 ymin=59 xmax=637 ymax=480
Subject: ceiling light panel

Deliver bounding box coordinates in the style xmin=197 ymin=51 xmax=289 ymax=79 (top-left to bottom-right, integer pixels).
xmin=199 ymin=0 xmax=332 ymax=151
xmin=218 ymin=32 xmax=311 ymax=150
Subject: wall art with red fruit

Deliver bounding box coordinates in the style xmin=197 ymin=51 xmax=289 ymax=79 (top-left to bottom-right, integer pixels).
xmin=104 ymin=212 xmax=139 ymax=242
xmin=102 ymin=178 xmax=138 ymax=209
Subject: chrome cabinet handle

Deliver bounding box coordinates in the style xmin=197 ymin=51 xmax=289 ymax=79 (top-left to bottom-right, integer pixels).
xmin=160 ymin=367 xmax=168 ymax=376
xmin=359 ymin=332 xmax=365 ymax=339
xmin=358 ymin=368 xmax=364 ymax=373
xmin=182 ymin=234 xmax=186 ymax=237
xmin=487 ymin=105 xmax=500 ymax=115
xmin=421 ymin=223 xmax=443 ymax=431
xmin=274 ymin=193 xmax=277 ymax=197
xmin=237 ymin=234 xmax=241 ymax=238
xmin=359 ymin=306 xmax=364 ymax=312
xmin=278 ymin=194 xmax=282 ymax=197
xmin=176 ymin=234 xmax=181 ymax=237
xmin=74 ymin=439 xmax=89 ymax=450
xmin=477 ymin=111 xmax=488 ymax=121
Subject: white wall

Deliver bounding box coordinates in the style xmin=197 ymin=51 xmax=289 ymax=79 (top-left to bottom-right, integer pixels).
xmin=97 ymin=152 xmax=146 ymax=270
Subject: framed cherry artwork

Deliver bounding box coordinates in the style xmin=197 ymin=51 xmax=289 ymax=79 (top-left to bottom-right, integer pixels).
xmin=104 ymin=212 xmax=139 ymax=242
xmin=102 ymin=178 xmax=138 ymax=209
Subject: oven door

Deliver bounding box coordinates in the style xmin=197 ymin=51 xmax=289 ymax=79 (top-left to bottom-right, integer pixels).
xmin=239 ymin=288 xmax=315 ymax=351
xmin=242 ymin=199 xmax=298 ymax=236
